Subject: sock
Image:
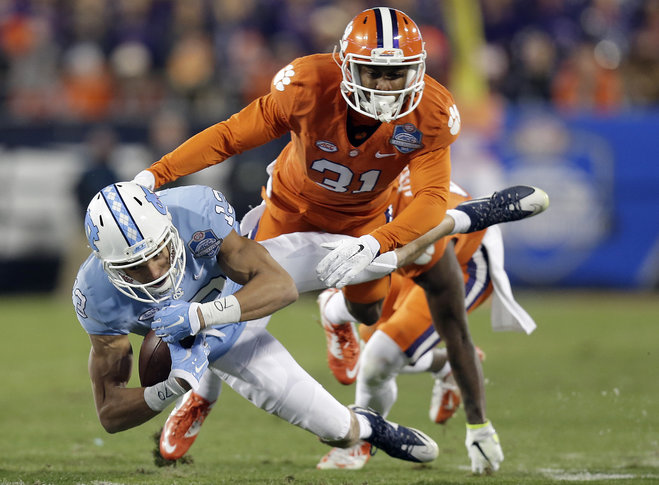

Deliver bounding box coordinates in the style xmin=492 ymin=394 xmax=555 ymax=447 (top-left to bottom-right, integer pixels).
xmin=435 ymin=361 xmax=452 ymax=379
xmin=447 ymin=208 xmax=471 ymax=235
xmin=324 ymin=291 xmax=356 ymax=324
xmin=399 ymin=351 xmax=433 ymax=374
xmin=195 ymin=369 xmax=223 ymax=402
xmin=356 ymin=413 xmax=373 ymax=440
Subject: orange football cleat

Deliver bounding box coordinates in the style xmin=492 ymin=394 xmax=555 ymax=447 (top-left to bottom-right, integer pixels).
xmin=317 ymin=289 xmax=361 ymax=385
xmin=429 ymin=346 xmax=485 ymax=424
xmin=160 ymin=391 xmax=215 ymax=460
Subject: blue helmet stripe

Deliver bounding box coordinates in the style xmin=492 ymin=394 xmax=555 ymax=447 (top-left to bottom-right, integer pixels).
xmin=373 ymin=8 xmax=384 ymax=48
xmin=101 ymin=184 xmax=144 ymax=246
xmin=390 ymin=9 xmax=399 ymax=48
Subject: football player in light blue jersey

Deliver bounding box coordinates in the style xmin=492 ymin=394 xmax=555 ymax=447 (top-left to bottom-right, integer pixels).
xmin=74 ymin=184 xmax=244 ymax=340
xmin=72 ymin=181 xmax=440 ymax=465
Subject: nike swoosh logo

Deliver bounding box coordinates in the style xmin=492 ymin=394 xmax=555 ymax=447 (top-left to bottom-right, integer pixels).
xmin=375 ymin=151 xmax=396 ymax=158
xmin=161 ymin=427 xmax=177 ymax=454
xmin=165 ymin=316 xmax=185 ymax=330
xmin=194 ymin=363 xmax=206 ymax=373
xmin=346 ymin=363 xmax=359 ymax=379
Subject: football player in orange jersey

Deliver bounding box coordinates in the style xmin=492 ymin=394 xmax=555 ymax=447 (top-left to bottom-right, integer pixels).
xmin=132 ymin=7 xmax=530 ymax=473
xmin=317 ymin=181 xmax=538 ymax=471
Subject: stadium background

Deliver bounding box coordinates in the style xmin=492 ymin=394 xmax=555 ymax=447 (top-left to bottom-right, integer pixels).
xmin=0 ymin=0 xmax=658 ymax=294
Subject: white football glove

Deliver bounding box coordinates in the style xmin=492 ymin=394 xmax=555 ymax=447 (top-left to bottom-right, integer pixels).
xmin=132 ymin=169 xmax=155 ymax=190
xmin=465 ymin=421 xmax=504 ymax=474
xmin=316 ymin=235 xmax=380 ymax=288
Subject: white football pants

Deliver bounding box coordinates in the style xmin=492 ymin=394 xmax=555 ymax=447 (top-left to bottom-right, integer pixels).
xmin=208 ymin=318 xmax=352 ymax=442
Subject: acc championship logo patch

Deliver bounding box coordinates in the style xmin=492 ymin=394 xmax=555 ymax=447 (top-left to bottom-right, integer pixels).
xmin=315 ymin=140 xmax=338 ymax=152
xmin=188 ymin=229 xmax=222 ymax=258
xmin=390 ymin=123 xmax=424 ymax=153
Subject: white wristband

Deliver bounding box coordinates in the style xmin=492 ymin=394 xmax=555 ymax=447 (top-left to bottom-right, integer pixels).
xmin=144 ymin=376 xmax=186 ymax=411
xmin=199 ymin=294 xmax=242 ymax=327
xmin=188 ymin=302 xmax=202 ymax=335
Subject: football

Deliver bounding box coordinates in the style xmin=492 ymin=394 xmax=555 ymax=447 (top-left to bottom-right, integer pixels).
xmin=139 ymin=330 xmax=171 ymax=387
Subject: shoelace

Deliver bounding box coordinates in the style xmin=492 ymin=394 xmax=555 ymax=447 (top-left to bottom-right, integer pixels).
xmin=489 ymin=190 xmax=525 ymax=222
xmin=171 ymin=403 xmax=206 ymax=438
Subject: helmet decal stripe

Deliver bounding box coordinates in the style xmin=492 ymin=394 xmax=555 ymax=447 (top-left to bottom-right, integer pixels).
xmin=375 ymin=7 xmax=394 ymax=49
xmin=373 ymin=8 xmax=384 ymax=48
xmin=101 ymin=185 xmax=144 ymax=246
xmin=389 ymin=9 xmax=399 ymax=48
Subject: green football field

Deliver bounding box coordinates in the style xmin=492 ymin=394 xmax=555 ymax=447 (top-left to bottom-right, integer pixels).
xmin=1 ymin=290 xmax=657 ymax=485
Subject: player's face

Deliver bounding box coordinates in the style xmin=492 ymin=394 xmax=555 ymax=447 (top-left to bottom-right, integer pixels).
xmin=123 ymin=246 xmax=171 ymax=285
xmin=358 ymin=65 xmax=408 ymax=92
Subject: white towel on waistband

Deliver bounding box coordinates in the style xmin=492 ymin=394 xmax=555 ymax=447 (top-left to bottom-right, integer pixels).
xmin=481 ymin=225 xmax=537 ymax=334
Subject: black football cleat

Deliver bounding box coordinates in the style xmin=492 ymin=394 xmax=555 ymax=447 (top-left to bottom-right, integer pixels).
xmin=455 ymin=186 xmax=549 ymax=233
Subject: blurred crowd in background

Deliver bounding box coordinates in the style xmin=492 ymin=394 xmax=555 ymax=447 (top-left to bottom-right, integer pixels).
xmin=1 ymin=0 xmax=658 ymax=125
xmin=1 ymin=0 xmax=658 ymax=293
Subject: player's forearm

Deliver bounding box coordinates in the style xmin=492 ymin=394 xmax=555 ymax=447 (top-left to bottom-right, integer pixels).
xmin=371 ymin=193 xmax=447 ymax=253
xmin=94 ymin=386 xmax=160 ymax=433
xmin=394 ymin=215 xmax=455 ymax=267
xmin=231 ymin=271 xmax=298 ymax=322
xmin=197 ymin=271 xmax=298 ymax=329
xmin=149 ymin=123 xmax=232 ymax=187
xmin=148 ymin=95 xmax=287 ymax=188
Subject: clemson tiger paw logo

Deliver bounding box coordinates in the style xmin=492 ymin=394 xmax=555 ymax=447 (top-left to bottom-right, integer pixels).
xmin=448 ymin=104 xmax=461 ymax=136
xmin=273 ymin=64 xmax=295 ymax=91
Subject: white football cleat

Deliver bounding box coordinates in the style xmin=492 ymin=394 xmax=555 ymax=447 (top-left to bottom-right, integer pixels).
xmin=316 ymin=441 xmax=373 ymax=470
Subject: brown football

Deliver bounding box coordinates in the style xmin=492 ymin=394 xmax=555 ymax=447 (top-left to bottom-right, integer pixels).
xmin=139 ymin=330 xmax=171 ymax=387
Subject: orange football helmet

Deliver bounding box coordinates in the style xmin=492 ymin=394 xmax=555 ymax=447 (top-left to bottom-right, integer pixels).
xmin=335 ymin=7 xmax=426 ymax=122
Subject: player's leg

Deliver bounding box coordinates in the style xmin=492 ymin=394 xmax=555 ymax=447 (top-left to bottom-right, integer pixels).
xmin=210 ymin=323 xmax=438 ymax=464
xmin=413 ymin=241 xmax=486 ymax=424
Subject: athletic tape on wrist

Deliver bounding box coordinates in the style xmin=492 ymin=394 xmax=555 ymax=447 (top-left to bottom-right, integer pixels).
xmin=466 ymin=420 xmax=491 ymax=430
xmin=199 ymin=294 xmax=241 ymax=327
xmin=144 ymin=376 xmax=187 ymax=411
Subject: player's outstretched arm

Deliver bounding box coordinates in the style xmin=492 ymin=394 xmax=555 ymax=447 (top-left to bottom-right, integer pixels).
xmin=88 ymin=333 xmax=209 ymax=433
xmin=88 ymin=334 xmax=161 ymax=433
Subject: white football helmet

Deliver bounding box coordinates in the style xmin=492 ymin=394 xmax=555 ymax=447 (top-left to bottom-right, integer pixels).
xmin=84 ymin=182 xmax=186 ymax=303
xmin=335 ymin=7 xmax=426 ymax=122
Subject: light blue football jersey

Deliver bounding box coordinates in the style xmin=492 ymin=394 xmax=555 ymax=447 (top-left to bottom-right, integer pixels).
xmin=73 ymin=185 xmax=246 ymax=357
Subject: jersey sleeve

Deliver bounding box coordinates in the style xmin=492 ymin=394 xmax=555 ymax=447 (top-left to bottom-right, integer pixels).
xmin=72 ymin=273 xmax=132 ymax=336
xmin=369 ymin=146 xmax=451 ymax=252
xmin=197 ymin=186 xmax=241 ymax=238
xmin=268 ymin=57 xmax=319 ymax=132
xmin=147 ymin=94 xmax=292 ymax=188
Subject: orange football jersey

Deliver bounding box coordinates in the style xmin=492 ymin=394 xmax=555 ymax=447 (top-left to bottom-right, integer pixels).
xmin=147 ymin=53 xmax=459 ymax=253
